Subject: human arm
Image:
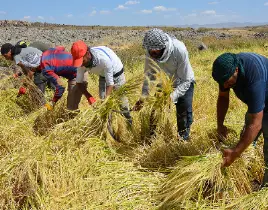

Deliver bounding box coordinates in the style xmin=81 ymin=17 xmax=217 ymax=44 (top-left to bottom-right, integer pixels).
xmin=222 ymin=81 xmax=265 ymax=166
xmin=76 ymin=83 xmax=96 ymax=104
xmin=102 ymin=56 xmax=115 ymax=97
xmin=170 ymin=80 xmax=192 ymax=103
xmin=42 ymin=68 xmax=65 ymax=103
xmin=17 ymin=62 xmax=35 ymax=79
xmin=76 ymin=67 xmax=96 ymax=104
xmin=170 ymin=42 xmax=194 ymax=103
xmin=106 ymin=85 xmax=114 ymax=96
xmin=222 ymin=111 xmax=263 ymax=166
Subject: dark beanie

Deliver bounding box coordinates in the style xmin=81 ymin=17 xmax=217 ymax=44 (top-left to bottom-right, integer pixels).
xmin=212 ymin=53 xmax=243 ymax=85
xmin=1 ymin=43 xmax=13 ymax=55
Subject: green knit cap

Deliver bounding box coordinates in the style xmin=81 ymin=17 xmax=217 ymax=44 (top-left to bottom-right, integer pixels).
xmin=212 ymin=53 xmax=244 ymax=85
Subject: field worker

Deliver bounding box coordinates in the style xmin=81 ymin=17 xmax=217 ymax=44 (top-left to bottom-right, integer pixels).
xmin=38 ymin=47 xmax=94 ymax=110
xmin=133 ymin=28 xmax=195 ymax=141
xmin=212 ymin=52 xmax=268 ymax=187
xmin=1 ymin=42 xmax=52 ymax=93
xmin=15 ymin=41 xmax=55 ymax=92
xmin=71 ymin=40 xmax=132 ymax=124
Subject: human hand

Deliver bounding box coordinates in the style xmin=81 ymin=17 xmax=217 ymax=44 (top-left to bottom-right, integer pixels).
xmin=13 ymin=72 xmax=22 ymax=78
xmin=217 ymin=125 xmax=228 ymax=140
xmin=44 ymin=101 xmax=55 ymax=111
xmin=132 ymin=99 xmax=144 ymax=111
xmin=221 ymin=148 xmax=239 ymax=167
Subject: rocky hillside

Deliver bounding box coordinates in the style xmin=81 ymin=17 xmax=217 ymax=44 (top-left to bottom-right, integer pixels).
xmin=1 ymin=20 xmax=265 ymax=48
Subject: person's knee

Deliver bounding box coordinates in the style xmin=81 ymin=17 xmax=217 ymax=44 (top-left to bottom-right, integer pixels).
xmin=177 ymin=110 xmax=188 ymax=118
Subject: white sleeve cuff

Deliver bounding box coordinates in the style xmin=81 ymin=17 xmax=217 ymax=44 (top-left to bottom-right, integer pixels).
xmin=76 ymin=67 xmax=86 ymax=83
xmin=170 ymin=81 xmax=192 ymax=103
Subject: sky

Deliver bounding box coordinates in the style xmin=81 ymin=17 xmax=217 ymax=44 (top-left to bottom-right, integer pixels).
xmin=0 ymin=0 xmax=267 ymax=26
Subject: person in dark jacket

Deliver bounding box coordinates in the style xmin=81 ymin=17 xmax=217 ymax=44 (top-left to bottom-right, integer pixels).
xmin=212 ymin=52 xmax=268 ymax=187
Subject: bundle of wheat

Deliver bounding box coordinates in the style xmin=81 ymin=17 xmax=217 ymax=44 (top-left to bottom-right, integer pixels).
xmin=158 ymin=152 xmax=253 ymax=209
xmin=33 ymin=98 xmax=73 ymax=136
xmin=225 ymin=187 xmax=268 ymax=210
xmin=15 ymin=78 xmax=46 ymax=114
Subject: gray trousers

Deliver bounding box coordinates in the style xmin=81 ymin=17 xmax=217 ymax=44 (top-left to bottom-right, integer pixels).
xmin=67 ymin=72 xmax=89 ymax=110
xmin=67 ymin=79 xmax=87 ymax=110
xmin=99 ymin=73 xmax=132 ymax=123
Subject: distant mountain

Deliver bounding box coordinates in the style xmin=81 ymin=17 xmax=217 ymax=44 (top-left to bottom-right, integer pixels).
xmin=176 ymin=22 xmax=268 ymax=29
xmin=1 ymin=20 xmax=268 ymax=29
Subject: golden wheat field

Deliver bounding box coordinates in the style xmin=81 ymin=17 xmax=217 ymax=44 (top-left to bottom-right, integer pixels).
xmin=1 ymin=31 xmax=268 ymax=209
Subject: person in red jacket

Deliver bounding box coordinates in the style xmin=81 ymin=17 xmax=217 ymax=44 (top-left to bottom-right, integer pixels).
xmin=40 ymin=46 xmax=96 ymax=110
xmin=22 ymin=46 xmax=95 ymax=110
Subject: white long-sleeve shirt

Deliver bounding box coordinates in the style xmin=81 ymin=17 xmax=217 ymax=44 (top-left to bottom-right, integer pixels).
xmin=142 ymin=39 xmax=194 ymax=103
xmin=76 ymin=46 xmax=123 ymax=85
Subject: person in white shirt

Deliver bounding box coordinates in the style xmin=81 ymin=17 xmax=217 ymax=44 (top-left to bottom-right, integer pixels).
xmin=71 ymin=40 xmax=132 ymax=124
xmin=133 ymin=28 xmax=195 ymax=140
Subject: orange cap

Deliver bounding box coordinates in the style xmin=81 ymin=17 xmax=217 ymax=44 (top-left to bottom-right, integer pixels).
xmin=71 ymin=40 xmax=88 ymax=67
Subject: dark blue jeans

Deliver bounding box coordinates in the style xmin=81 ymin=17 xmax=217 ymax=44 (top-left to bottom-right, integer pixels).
xmin=175 ymin=83 xmax=194 ymax=140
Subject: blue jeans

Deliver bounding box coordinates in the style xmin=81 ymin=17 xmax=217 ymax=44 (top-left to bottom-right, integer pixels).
xmin=245 ymin=111 xmax=268 ymax=186
xmin=175 ymin=83 xmax=194 ymax=140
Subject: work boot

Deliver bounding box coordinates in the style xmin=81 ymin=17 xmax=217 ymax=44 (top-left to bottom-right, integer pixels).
xmin=178 ymin=128 xmax=191 ymax=141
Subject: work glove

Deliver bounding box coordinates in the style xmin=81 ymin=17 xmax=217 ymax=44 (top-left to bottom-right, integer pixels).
xmin=17 ymin=87 xmax=27 ymax=97
xmin=88 ymin=96 xmax=96 ymax=105
xmin=13 ymin=72 xmax=22 ymax=78
xmin=44 ymin=101 xmax=55 ymax=111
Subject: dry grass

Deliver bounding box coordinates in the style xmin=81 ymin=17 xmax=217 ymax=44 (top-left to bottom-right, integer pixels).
xmin=0 ymin=36 xmax=268 ymax=209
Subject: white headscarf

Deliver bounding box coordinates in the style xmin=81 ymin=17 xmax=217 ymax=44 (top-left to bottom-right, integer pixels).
xmin=22 ymin=52 xmax=41 ymax=68
xmin=143 ymin=28 xmax=174 ymax=63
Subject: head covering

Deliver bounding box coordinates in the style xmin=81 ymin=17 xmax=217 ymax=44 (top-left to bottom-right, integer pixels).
xmin=15 ymin=40 xmax=30 ymax=48
xmin=143 ymin=28 xmax=168 ymax=50
xmin=143 ymin=28 xmax=175 ymax=63
xmin=1 ymin=43 xmax=13 ymax=55
xmin=71 ymin=40 xmax=88 ymax=67
xmin=85 ymin=48 xmax=98 ymax=68
xmin=212 ymin=53 xmax=244 ymax=85
xmin=21 ymin=52 xmax=41 ymax=68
